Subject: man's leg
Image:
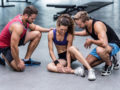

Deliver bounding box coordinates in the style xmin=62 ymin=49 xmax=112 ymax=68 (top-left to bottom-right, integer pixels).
xmin=21 ymin=31 xmax=42 ymax=65
xmin=0 ymin=49 xmax=5 ymax=65
xmin=86 ymin=54 xmax=104 ymax=67
xmin=96 ymin=46 xmax=113 ymax=76
xmin=96 ymin=43 xmax=120 ymax=72
xmin=24 ymin=31 xmax=42 ymax=59
xmin=0 ymin=55 xmax=5 ymax=65
xmin=96 ymin=46 xmax=112 ymax=66
xmin=91 ymin=60 xmax=104 ymax=67
xmin=2 ymin=51 xmax=25 ymax=72
xmin=110 ymin=43 xmax=120 ymax=70
xmin=112 ymin=54 xmax=119 ymax=70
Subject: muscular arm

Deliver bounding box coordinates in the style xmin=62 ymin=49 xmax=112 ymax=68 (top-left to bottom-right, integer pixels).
xmin=74 ymin=29 xmax=89 ymax=36
xmin=10 ymin=23 xmax=23 ymax=64
xmin=48 ymin=31 xmax=57 ymax=61
xmin=29 ymin=23 xmax=51 ymax=32
xmin=66 ymin=34 xmax=74 ymax=68
xmin=91 ymin=22 xmax=108 ymax=47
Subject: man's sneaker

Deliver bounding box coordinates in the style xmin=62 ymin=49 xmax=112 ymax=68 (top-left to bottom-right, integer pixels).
xmin=101 ymin=64 xmax=113 ymax=76
xmin=88 ymin=69 xmax=96 ymax=81
xmin=0 ymin=56 xmax=5 ymax=66
xmin=114 ymin=63 xmax=119 ymax=70
xmin=74 ymin=67 xmax=85 ymax=77
xmin=112 ymin=55 xmax=119 ymax=70
xmin=23 ymin=58 xmax=41 ymax=66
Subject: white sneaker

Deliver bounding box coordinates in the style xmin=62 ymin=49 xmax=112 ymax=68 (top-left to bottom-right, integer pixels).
xmin=74 ymin=67 xmax=85 ymax=77
xmin=88 ymin=69 xmax=96 ymax=81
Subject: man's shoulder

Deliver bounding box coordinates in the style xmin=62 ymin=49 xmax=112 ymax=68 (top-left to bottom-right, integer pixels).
xmin=94 ymin=20 xmax=105 ymax=27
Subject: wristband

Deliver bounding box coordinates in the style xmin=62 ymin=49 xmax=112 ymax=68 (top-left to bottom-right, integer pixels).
xmin=54 ymin=60 xmax=59 ymax=66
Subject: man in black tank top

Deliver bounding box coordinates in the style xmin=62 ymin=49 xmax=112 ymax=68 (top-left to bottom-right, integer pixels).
xmin=73 ymin=11 xmax=120 ymax=76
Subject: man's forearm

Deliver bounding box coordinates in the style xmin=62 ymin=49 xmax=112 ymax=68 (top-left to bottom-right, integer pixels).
xmin=74 ymin=30 xmax=89 ymax=36
xmin=91 ymin=39 xmax=107 ymax=48
xmin=11 ymin=45 xmax=20 ymax=64
xmin=36 ymin=25 xmax=51 ymax=32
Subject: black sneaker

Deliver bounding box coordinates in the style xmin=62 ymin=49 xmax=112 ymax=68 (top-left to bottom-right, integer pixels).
xmin=112 ymin=54 xmax=119 ymax=70
xmin=101 ymin=64 xmax=113 ymax=76
xmin=23 ymin=58 xmax=41 ymax=66
xmin=0 ymin=56 xmax=5 ymax=66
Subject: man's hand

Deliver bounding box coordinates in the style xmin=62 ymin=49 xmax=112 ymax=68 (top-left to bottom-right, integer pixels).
xmin=84 ymin=38 xmax=93 ymax=49
xmin=16 ymin=60 xmax=25 ymax=71
xmin=49 ymin=28 xmax=54 ymax=31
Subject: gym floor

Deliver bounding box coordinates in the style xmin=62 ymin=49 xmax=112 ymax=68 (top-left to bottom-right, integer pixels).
xmin=0 ymin=0 xmax=120 ymax=90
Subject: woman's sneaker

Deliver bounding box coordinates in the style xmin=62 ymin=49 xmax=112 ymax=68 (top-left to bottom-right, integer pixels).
xmin=74 ymin=67 xmax=85 ymax=77
xmin=88 ymin=69 xmax=96 ymax=81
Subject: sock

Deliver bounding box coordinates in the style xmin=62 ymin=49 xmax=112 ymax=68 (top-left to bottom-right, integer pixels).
xmin=23 ymin=59 xmax=29 ymax=62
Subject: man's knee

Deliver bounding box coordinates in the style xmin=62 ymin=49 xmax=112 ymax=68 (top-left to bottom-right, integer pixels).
xmin=35 ymin=31 xmax=42 ymax=39
xmin=96 ymin=47 xmax=105 ymax=55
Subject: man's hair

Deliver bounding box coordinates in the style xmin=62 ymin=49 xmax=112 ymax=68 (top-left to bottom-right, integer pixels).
xmin=57 ymin=14 xmax=74 ymax=35
xmin=74 ymin=11 xmax=90 ymax=23
xmin=23 ymin=5 xmax=38 ymax=16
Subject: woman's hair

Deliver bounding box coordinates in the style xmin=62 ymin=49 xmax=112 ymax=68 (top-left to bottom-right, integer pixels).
xmin=74 ymin=11 xmax=90 ymax=23
xmin=56 ymin=14 xmax=75 ymax=36
xmin=23 ymin=5 xmax=38 ymax=16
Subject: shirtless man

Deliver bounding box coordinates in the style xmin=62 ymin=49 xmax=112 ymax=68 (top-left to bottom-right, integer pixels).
xmin=0 ymin=5 xmax=52 ymax=71
xmin=47 ymin=14 xmax=96 ymax=81
xmin=73 ymin=11 xmax=120 ymax=76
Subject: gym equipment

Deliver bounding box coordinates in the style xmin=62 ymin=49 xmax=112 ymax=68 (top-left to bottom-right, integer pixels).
xmin=83 ymin=1 xmax=113 ymax=13
xmin=6 ymin=0 xmax=31 ymax=3
xmin=0 ymin=0 xmax=15 ymax=7
xmin=46 ymin=1 xmax=113 ymax=20
xmin=47 ymin=4 xmax=87 ymax=20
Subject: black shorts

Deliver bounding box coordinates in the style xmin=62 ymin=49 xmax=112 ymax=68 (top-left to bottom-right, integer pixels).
xmin=0 ymin=34 xmax=26 ymax=63
xmin=58 ymin=52 xmax=76 ymax=63
xmin=18 ymin=34 xmax=26 ymax=46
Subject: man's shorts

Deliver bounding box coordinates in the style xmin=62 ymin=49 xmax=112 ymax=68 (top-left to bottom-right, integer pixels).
xmin=0 ymin=34 xmax=26 ymax=63
xmin=90 ymin=43 xmax=120 ymax=60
